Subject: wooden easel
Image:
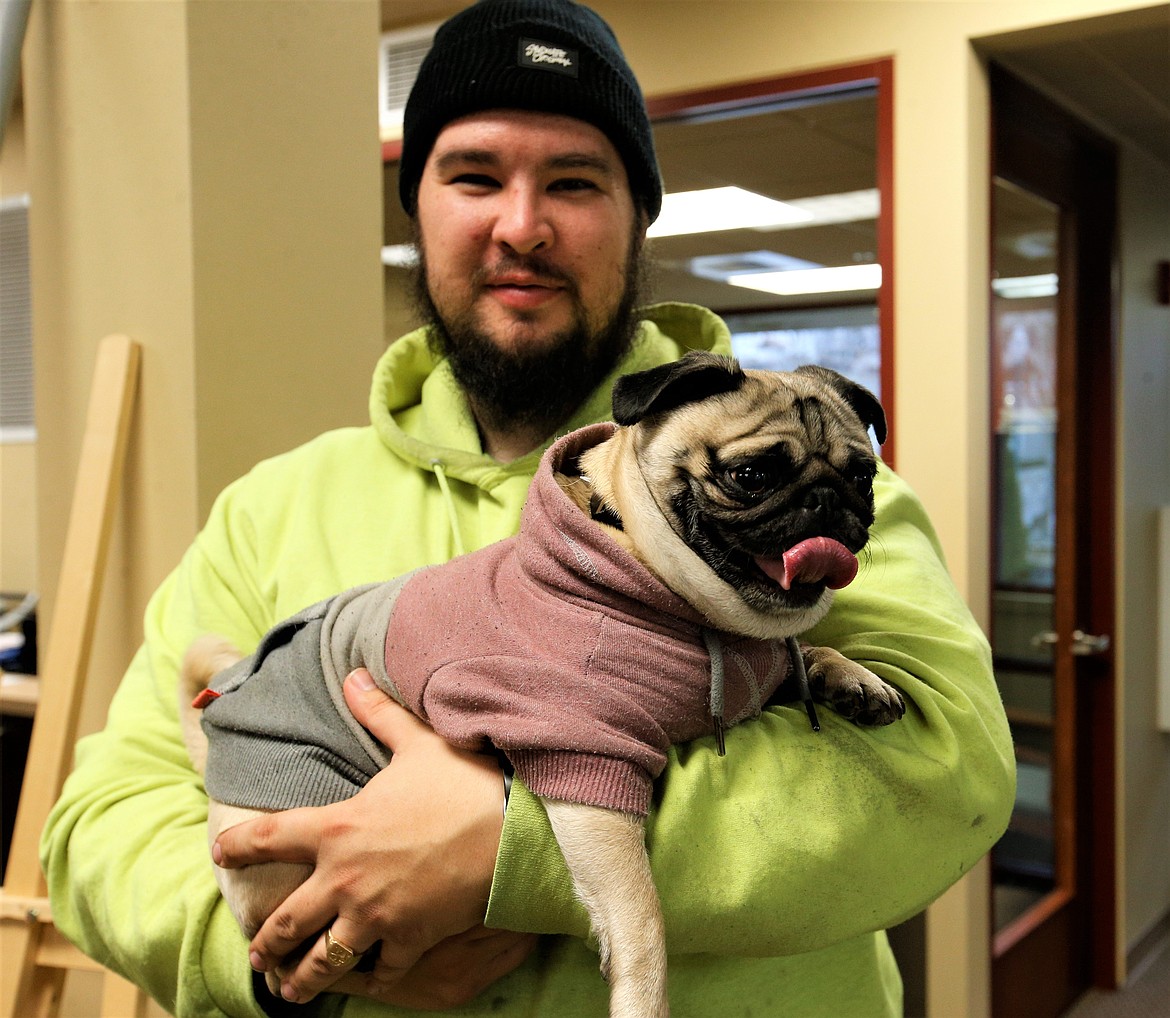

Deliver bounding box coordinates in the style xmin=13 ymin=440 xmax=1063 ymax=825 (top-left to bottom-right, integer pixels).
xmin=1 ymin=335 xmax=152 ymax=1017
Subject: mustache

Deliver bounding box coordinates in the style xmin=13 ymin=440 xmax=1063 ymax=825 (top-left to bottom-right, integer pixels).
xmin=473 ymin=252 xmax=578 ymax=293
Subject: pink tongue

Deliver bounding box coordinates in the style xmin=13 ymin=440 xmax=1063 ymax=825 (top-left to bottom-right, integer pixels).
xmin=755 ymin=538 xmax=858 ymax=591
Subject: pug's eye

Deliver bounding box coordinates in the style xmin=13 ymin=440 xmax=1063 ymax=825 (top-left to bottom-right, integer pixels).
xmin=851 ymin=470 xmax=875 ymax=496
xmin=728 ymin=460 xmax=781 ymax=495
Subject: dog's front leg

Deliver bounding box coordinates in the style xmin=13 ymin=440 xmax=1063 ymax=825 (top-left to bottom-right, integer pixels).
xmin=543 ymin=799 xmax=668 ymax=1018
xmin=803 ymin=645 xmax=905 ymax=726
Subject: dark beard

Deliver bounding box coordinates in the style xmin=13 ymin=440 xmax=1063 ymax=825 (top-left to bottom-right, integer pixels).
xmin=412 ymin=229 xmax=646 ymax=442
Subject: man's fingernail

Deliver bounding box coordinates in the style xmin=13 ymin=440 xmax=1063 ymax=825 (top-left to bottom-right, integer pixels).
xmin=212 ymin=842 xmax=223 ymax=865
xmin=348 ymin=669 xmax=375 ymax=691
xmin=250 ymin=950 xmax=265 ymax=971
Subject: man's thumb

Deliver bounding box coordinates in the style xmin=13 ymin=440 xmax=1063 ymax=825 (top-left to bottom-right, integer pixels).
xmin=343 ymin=668 xmax=425 ymax=750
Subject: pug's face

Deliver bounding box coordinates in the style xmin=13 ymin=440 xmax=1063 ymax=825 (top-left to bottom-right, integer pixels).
xmin=583 ymin=353 xmax=886 ymax=639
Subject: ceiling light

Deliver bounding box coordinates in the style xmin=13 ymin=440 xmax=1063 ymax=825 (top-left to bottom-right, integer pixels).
xmin=785 ymin=188 xmax=879 ymax=226
xmin=648 ymin=186 xmax=813 ymax=238
xmin=727 ymin=263 xmax=882 ymax=296
xmin=649 ymin=187 xmax=879 ymax=239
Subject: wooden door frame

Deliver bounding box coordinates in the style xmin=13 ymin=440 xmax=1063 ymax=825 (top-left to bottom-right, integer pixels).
xmin=988 ymin=62 xmax=1119 ymax=1016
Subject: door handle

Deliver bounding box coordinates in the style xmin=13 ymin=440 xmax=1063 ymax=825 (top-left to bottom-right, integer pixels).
xmin=1029 ymin=630 xmax=1111 ymax=655
xmin=1070 ymin=629 xmax=1111 ymax=656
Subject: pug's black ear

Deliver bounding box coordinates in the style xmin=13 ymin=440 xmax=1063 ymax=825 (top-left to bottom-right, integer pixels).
xmin=794 ymin=365 xmax=888 ymax=446
xmin=612 ymin=352 xmax=746 ymax=426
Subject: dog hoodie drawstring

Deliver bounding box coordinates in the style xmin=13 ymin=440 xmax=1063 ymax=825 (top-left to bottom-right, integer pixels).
xmin=430 ymin=459 xmax=467 ymax=558
xmin=703 ymin=630 xmax=821 ymax=754
xmin=786 ymin=636 xmax=821 ymax=732
xmin=701 ymin=629 xmax=727 ymax=756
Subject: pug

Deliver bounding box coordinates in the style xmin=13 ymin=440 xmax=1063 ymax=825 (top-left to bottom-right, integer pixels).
xmin=181 ymin=351 xmax=904 ymax=1018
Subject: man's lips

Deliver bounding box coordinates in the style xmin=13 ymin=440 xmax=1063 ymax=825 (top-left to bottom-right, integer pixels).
xmin=484 ymin=274 xmax=566 ymax=310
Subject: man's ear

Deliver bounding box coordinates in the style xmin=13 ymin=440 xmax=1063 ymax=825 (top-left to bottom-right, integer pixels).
xmin=612 ymin=351 xmax=746 ymax=426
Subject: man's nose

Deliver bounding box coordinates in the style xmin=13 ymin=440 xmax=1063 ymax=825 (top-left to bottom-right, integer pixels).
xmin=491 ymin=186 xmax=553 ymax=254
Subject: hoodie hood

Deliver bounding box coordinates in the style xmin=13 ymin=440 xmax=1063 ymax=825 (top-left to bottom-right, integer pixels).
xmin=367 ymin=302 xmax=732 ymax=493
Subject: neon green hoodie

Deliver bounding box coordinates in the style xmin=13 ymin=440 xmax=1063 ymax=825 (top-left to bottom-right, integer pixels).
xmin=41 ymin=303 xmax=1014 ymax=1017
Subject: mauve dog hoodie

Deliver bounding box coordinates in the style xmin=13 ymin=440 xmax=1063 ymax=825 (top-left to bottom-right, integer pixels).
xmin=197 ymin=424 xmax=793 ymax=817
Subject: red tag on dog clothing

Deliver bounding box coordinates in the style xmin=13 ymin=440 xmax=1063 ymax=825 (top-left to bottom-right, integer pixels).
xmin=190 ymin=688 xmax=221 ymax=710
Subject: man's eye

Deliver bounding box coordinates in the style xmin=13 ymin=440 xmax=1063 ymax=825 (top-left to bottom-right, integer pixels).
xmin=451 ymin=173 xmax=500 ymax=189
xmin=550 ymin=177 xmax=599 ymax=193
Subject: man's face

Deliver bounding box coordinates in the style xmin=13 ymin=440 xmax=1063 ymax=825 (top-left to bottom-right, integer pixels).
xmin=413 ymin=109 xmax=647 ymax=438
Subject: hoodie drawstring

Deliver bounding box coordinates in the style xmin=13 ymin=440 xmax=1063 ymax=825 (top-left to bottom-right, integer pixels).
xmin=704 ymin=630 xmax=821 ymax=753
xmin=430 ymin=459 xmax=467 ymax=558
xmin=786 ymin=636 xmax=821 ymax=732
xmin=701 ymin=628 xmax=727 ymax=756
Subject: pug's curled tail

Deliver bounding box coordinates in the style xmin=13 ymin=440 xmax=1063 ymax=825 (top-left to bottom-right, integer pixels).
xmin=179 ymin=635 xmax=243 ymax=777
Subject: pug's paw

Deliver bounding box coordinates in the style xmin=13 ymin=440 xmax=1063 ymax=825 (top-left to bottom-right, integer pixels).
xmin=803 ymin=646 xmax=905 ymax=727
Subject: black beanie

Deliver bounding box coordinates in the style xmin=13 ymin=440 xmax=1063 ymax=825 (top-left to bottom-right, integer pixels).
xmin=398 ymin=0 xmax=662 ymax=222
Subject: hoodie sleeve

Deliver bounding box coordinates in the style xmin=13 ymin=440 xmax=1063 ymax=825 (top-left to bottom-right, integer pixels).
xmin=485 ymin=464 xmax=1016 ymax=955
xmin=39 ymin=480 xmax=278 ymax=1018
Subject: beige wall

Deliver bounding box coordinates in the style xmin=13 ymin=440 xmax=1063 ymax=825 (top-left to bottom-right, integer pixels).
xmin=0 ymin=443 xmax=36 ymax=591
xmin=1117 ymin=142 xmax=1170 ymax=951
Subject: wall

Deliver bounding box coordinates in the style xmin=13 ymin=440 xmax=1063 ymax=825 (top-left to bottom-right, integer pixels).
xmin=0 ymin=441 xmax=35 ymax=593
xmin=1118 ymin=142 xmax=1170 ymax=952
xmin=184 ymin=2 xmax=388 ymax=515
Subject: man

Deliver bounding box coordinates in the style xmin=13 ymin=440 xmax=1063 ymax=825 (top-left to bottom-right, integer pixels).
xmin=41 ymin=1 xmax=1015 ymax=1016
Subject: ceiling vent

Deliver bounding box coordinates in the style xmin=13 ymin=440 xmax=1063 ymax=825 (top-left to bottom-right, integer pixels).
xmin=687 ymin=250 xmax=820 ymax=283
xmin=379 ymin=23 xmax=438 ymax=141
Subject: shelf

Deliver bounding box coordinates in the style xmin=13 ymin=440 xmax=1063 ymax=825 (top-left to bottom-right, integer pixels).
xmin=0 ymin=672 xmax=39 ymax=717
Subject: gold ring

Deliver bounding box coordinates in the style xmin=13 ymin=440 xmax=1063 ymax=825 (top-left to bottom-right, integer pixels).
xmin=324 ymin=927 xmax=356 ymax=969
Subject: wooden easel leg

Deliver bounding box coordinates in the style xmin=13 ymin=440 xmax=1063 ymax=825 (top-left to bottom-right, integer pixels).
xmin=27 ymin=966 xmax=66 ymax=1017
xmin=0 ymin=336 xmax=146 ymax=1018
xmin=1 ymin=921 xmax=49 ymax=1017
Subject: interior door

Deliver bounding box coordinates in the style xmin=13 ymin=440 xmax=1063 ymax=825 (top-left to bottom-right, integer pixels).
xmin=988 ymin=66 xmax=1118 ymax=1018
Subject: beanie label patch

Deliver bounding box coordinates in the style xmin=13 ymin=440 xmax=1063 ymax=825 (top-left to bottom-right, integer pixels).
xmin=518 ymin=38 xmax=579 ymax=78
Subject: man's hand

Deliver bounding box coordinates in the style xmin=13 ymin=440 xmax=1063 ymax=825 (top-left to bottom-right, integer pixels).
xmin=333 ymin=924 xmax=539 ymax=1011
xmin=212 ymin=670 xmax=527 ymax=1004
